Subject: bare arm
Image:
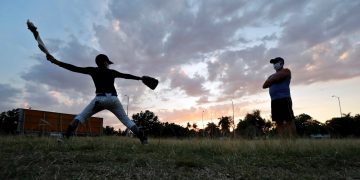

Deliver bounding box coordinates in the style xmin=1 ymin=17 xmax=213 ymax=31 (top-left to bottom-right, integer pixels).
xmin=262 ymin=68 xmax=291 ymax=89
xmin=46 ymin=54 xmax=90 ymax=74
xmin=113 ymin=70 xmax=142 ymax=80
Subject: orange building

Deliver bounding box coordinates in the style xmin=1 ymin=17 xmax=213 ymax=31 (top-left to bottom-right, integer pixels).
xmin=17 ymin=109 xmax=103 ymax=136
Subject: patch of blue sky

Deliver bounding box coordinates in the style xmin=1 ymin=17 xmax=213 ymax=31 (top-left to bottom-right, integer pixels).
xmin=231 ymin=24 xmax=281 ymax=50
xmin=180 ymin=61 xmax=208 ymax=79
xmin=0 ymin=1 xmax=110 ymax=84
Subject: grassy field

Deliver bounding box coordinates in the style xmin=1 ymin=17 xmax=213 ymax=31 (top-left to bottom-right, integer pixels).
xmin=1 ymin=136 xmax=360 ymax=179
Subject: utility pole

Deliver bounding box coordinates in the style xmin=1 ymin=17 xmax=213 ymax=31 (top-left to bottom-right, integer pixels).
xmin=124 ymin=95 xmax=129 ymax=116
xmin=332 ymin=95 xmax=343 ymax=117
xmin=231 ymin=100 xmax=235 ymax=137
xmin=202 ymin=110 xmax=205 ymax=137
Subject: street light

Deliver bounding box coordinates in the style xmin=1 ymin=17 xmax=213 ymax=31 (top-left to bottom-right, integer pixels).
xmin=231 ymin=100 xmax=235 ymax=137
xmin=202 ymin=110 xmax=205 ymax=130
xmin=202 ymin=110 xmax=206 ymax=137
xmin=332 ymin=95 xmax=343 ymax=117
xmin=124 ymin=95 xmax=129 ymax=116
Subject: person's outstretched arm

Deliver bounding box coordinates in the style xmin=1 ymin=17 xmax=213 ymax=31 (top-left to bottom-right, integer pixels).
xmin=46 ymin=54 xmax=90 ymax=74
xmin=113 ymin=70 xmax=142 ymax=81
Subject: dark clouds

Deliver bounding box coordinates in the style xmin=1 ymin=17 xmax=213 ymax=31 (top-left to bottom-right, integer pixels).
xmin=280 ymin=1 xmax=360 ymax=47
xmin=96 ymin=0 xmax=360 ymax=105
xmin=169 ymin=69 xmax=208 ymax=96
xmin=22 ymin=83 xmax=58 ymax=110
xmin=22 ymin=37 xmax=97 ymax=94
xmin=17 ymin=0 xmax=360 ymax=118
xmin=19 ymin=36 xmax=102 ymax=113
xmin=0 ymin=84 xmax=21 ymax=111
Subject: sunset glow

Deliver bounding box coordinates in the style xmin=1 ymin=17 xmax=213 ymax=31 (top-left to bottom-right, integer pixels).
xmin=1 ymin=1 xmax=359 ymax=130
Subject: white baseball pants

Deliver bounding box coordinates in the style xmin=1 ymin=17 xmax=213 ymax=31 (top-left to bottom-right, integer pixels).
xmin=75 ymin=94 xmax=135 ymax=129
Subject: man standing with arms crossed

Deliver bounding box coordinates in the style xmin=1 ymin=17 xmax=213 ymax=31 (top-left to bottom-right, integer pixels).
xmin=46 ymin=54 xmax=148 ymax=144
xmin=263 ymin=57 xmax=296 ymax=138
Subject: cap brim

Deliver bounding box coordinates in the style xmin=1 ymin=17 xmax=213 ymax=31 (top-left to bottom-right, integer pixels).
xmin=108 ymin=60 xmax=114 ymax=64
xmin=270 ymin=59 xmax=278 ymax=64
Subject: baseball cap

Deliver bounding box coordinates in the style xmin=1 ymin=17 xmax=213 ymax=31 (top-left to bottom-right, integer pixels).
xmin=270 ymin=57 xmax=284 ymax=64
xmin=95 ymin=54 xmax=113 ymax=66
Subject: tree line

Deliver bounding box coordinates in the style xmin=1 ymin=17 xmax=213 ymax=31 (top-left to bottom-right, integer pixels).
xmin=1 ymin=109 xmax=360 ymax=138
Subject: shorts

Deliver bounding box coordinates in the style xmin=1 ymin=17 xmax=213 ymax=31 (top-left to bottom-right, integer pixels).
xmin=271 ymin=97 xmax=295 ymax=123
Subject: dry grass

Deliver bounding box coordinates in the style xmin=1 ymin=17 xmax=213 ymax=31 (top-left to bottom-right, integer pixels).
xmin=1 ymin=136 xmax=360 ymax=179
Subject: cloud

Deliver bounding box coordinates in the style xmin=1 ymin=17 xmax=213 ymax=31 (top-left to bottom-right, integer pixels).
xmin=93 ymin=1 xmax=274 ymax=101
xmin=280 ymin=1 xmax=360 ymax=47
xmin=169 ymin=69 xmax=208 ymax=97
xmin=90 ymin=0 xmax=360 ymax=111
xmin=205 ymin=44 xmax=268 ymax=99
xmin=19 ymin=35 xmax=104 ymax=114
xmin=157 ymin=99 xmax=262 ymax=126
xmin=290 ymin=39 xmax=360 ymax=85
xmin=21 ymin=37 xmax=97 ymax=95
xmin=21 ymin=83 xmax=59 ymax=110
xmin=0 ymin=84 xmax=21 ymax=111
xmin=13 ymin=0 xmax=360 ymax=125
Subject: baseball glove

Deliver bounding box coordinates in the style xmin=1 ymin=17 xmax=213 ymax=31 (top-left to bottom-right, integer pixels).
xmin=141 ymin=76 xmax=159 ymax=90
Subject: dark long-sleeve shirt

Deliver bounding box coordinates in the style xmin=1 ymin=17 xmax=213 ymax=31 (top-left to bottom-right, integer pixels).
xmin=57 ymin=61 xmax=141 ymax=94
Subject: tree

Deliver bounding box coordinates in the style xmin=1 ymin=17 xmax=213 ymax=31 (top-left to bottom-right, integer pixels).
xmin=326 ymin=113 xmax=360 ymax=137
xmin=0 ymin=109 xmax=19 ymax=134
xmin=103 ymin=126 xmax=117 ymax=135
xmin=192 ymin=123 xmax=198 ymax=131
xmin=204 ymin=122 xmax=221 ymax=138
xmin=160 ymin=122 xmax=188 ymax=138
xmin=218 ymin=116 xmax=232 ymax=136
xmin=294 ymin=113 xmax=328 ymax=137
xmin=263 ymin=121 xmax=274 ymax=135
xmin=235 ymin=110 xmax=269 ymax=138
xmin=186 ymin=122 xmax=191 ymax=130
xmin=354 ymin=114 xmax=360 ymax=136
xmin=132 ymin=110 xmax=162 ymax=137
xmin=294 ymin=113 xmax=312 ymax=136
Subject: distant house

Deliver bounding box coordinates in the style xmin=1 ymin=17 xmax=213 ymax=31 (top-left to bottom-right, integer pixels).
xmin=17 ymin=108 xmax=103 ymax=136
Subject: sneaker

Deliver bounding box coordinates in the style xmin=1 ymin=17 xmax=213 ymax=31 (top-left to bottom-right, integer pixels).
xmin=141 ymin=139 xmax=148 ymax=145
xmin=138 ymin=127 xmax=148 ymax=145
xmin=139 ymin=126 xmax=149 ymax=145
xmin=65 ymin=124 xmax=76 ymax=138
xmin=140 ymin=136 xmax=148 ymax=145
xmin=64 ymin=120 xmax=80 ymax=139
xmin=130 ymin=125 xmax=148 ymax=145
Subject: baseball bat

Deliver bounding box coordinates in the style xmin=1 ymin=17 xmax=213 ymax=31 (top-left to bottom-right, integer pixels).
xmin=27 ymin=19 xmax=50 ymax=55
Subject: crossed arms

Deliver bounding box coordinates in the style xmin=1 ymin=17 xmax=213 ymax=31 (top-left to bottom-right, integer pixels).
xmin=262 ymin=68 xmax=291 ymax=89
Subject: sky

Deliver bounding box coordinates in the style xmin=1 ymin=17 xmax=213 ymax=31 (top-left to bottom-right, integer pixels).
xmin=1 ymin=0 xmax=360 ymax=130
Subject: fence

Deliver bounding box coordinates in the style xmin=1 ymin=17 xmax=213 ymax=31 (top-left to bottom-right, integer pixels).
xmin=17 ymin=109 xmax=103 ymax=136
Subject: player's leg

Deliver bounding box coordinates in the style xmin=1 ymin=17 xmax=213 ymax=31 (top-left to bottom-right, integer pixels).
xmin=276 ymin=121 xmax=286 ymax=138
xmin=287 ymin=120 xmax=297 ymax=138
xmin=284 ymin=98 xmax=296 ymax=138
xmin=65 ymin=98 xmax=104 ymax=138
xmin=272 ymin=99 xmax=285 ymax=138
xmin=108 ymin=97 xmax=148 ymax=144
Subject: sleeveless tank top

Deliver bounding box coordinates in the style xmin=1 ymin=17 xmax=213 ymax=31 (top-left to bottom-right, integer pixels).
xmin=269 ymin=76 xmax=291 ymax=100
